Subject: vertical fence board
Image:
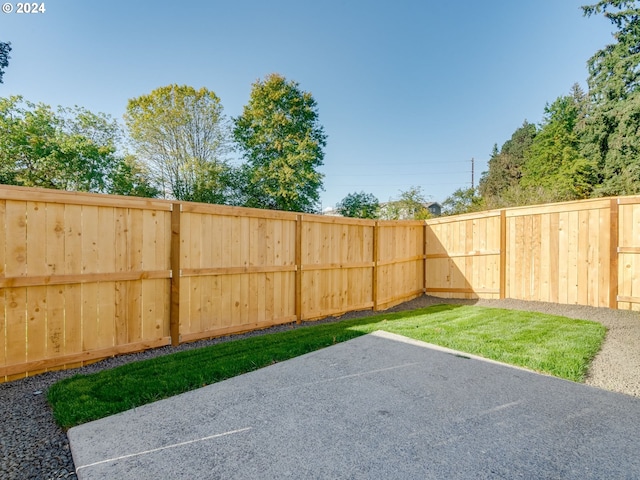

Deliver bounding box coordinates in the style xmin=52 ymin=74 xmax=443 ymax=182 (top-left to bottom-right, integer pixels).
xmin=558 ymin=212 xmax=569 ymax=304
xmin=548 ymin=213 xmax=560 ymax=304
xmin=539 ymin=213 xmax=550 ymax=302
xmin=631 ymin=203 xmax=640 ymax=310
xmin=506 ymin=215 xmax=515 ymax=299
xmin=609 ymin=199 xmax=619 ymax=309
xmin=577 ymin=210 xmax=589 ymax=306
xmin=64 ymin=205 xmax=83 ymax=365
xmin=114 ymin=208 xmax=128 ymax=347
xmin=81 ymin=205 xmax=99 ymax=353
xmin=26 ymin=202 xmax=47 ymax=374
xmin=0 ymin=283 xmax=5 ymax=381
xmin=599 ymin=208 xmax=611 ymax=308
xmin=587 ymin=209 xmax=600 ymax=307
xmin=567 ymin=211 xmax=579 ymax=305
xmin=97 ymin=207 xmax=115 ymax=350
xmin=46 ymin=203 xmax=67 ymax=364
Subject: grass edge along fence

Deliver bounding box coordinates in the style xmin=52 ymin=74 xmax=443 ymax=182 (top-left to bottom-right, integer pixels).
xmin=1 ymin=185 xmax=638 ymax=382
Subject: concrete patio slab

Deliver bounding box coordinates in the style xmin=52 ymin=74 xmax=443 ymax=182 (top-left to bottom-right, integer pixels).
xmin=68 ymin=331 xmax=640 ymax=479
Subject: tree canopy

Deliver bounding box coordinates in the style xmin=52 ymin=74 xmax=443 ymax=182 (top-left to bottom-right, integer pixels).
xmin=520 ymin=85 xmax=596 ymax=201
xmin=336 ymin=191 xmax=380 ymax=218
xmin=380 ymin=186 xmax=432 ymax=220
xmin=125 ymin=84 xmax=231 ymax=202
xmin=452 ymin=1 xmax=640 ymax=212
xmin=581 ymin=0 xmax=640 ymax=196
xmin=478 ymin=122 xmax=537 ymax=208
xmin=0 ymin=96 xmax=154 ymax=196
xmin=233 ymin=73 xmax=326 ymax=213
xmin=441 ymin=187 xmax=484 ymax=216
xmin=0 ymin=42 xmax=11 ymax=84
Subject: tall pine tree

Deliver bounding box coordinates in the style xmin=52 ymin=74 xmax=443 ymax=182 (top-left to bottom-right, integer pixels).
xmin=582 ymin=0 xmax=640 ymax=195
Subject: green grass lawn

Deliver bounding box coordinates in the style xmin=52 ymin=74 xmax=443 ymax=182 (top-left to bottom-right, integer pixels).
xmin=48 ymin=304 xmax=606 ymax=429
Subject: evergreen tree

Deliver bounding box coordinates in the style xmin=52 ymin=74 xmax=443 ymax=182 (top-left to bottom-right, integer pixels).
xmin=582 ymin=0 xmax=640 ymax=195
xmin=478 ymin=121 xmax=537 ymax=207
xmin=521 ymin=85 xmax=596 ymax=200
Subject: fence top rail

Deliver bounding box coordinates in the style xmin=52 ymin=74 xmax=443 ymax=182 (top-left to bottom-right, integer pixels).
xmin=504 ymin=198 xmax=612 ymax=217
xmin=426 ymin=210 xmax=501 ymax=225
xmin=377 ymin=219 xmax=426 ymax=227
xmin=180 ymin=201 xmax=299 ymax=220
xmin=617 ymin=195 xmax=640 ymax=205
xmin=0 ymin=185 xmax=174 ymax=211
xmin=301 ymin=214 xmax=377 ymax=226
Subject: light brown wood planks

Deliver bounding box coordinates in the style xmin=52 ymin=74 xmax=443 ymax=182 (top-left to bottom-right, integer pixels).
xmin=505 ymin=200 xmax=612 ymax=307
xmin=0 ymin=186 xmax=173 ymax=381
xmin=425 ymin=212 xmax=501 ymax=299
xmin=175 ymin=206 xmax=297 ymax=340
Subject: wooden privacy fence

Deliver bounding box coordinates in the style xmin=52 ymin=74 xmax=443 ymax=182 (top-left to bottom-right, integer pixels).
xmin=425 ymin=196 xmax=640 ymax=311
xmin=1 ymin=185 xmax=639 ymax=382
xmin=0 ymin=186 xmax=425 ymax=381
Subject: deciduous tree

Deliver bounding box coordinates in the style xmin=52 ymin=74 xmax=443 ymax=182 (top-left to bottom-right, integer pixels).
xmin=108 ymin=155 xmax=160 ymax=198
xmin=233 ymin=73 xmax=326 ymax=213
xmin=381 ymin=186 xmax=432 ymax=220
xmin=125 ymin=84 xmax=231 ymax=202
xmin=442 ymin=187 xmax=484 ymax=216
xmin=335 ymin=191 xmax=379 ymax=218
xmin=0 ymin=96 xmax=149 ymax=194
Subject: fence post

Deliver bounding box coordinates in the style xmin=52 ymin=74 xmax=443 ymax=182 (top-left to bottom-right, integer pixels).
xmin=609 ymin=198 xmax=619 ymax=309
xmin=170 ymin=202 xmax=181 ymax=346
xmin=295 ymin=214 xmax=303 ymax=323
xmin=499 ymin=209 xmax=507 ymax=299
xmin=423 ymin=222 xmax=428 ymax=294
xmin=373 ymin=221 xmax=379 ymax=311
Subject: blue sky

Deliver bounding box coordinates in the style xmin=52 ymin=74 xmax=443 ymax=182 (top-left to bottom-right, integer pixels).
xmin=1 ymin=0 xmax=614 ymax=209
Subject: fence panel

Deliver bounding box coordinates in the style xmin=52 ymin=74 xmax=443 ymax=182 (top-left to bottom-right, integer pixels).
xmin=300 ymin=215 xmax=375 ymax=320
xmin=0 ymin=187 xmax=172 ymax=382
xmin=505 ymin=199 xmax=612 ymax=308
xmin=425 ymin=212 xmax=501 ymax=299
xmin=376 ymin=221 xmax=425 ymax=309
xmin=178 ymin=204 xmax=298 ymax=342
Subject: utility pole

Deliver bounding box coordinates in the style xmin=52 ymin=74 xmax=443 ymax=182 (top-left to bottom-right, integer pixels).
xmin=471 ymin=157 xmax=475 ymax=188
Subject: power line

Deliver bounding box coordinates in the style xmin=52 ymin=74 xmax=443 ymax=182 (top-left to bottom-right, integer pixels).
xmin=330 ymin=172 xmax=472 ymax=177
xmin=330 ymin=182 xmax=466 ymax=187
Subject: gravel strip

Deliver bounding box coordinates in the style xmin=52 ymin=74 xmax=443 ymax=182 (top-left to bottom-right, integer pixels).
xmin=1 ymin=295 xmax=638 ymax=479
